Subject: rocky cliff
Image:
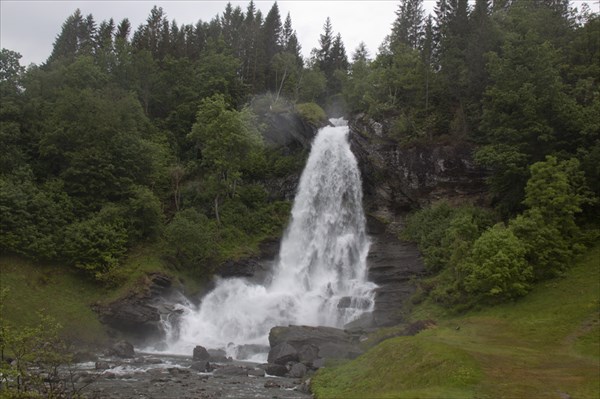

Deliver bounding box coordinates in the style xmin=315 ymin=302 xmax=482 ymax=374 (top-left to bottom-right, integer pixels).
xmin=349 ymin=113 xmax=489 ymax=216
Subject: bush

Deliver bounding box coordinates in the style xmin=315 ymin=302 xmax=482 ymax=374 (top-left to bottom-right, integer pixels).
xmin=62 ymin=215 xmax=128 ymax=280
xmin=402 ymin=202 xmax=495 ymax=273
xmin=295 ymin=102 xmax=327 ymax=126
xmin=462 ymin=224 xmax=533 ymax=303
xmin=0 ymin=171 xmax=73 ymax=260
xmin=163 ymin=208 xmax=216 ymax=273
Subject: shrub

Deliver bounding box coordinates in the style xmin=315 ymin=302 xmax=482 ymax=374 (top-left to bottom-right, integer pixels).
xmin=163 ymin=208 xmax=216 ymax=273
xmin=295 ymin=102 xmax=327 ymax=126
xmin=62 ymin=215 xmax=128 ymax=280
xmin=462 ymin=224 xmax=533 ymax=303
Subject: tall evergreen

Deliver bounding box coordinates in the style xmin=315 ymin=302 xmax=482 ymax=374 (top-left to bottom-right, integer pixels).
xmin=262 ymin=2 xmax=283 ymax=91
xmin=391 ymin=0 xmax=425 ymax=50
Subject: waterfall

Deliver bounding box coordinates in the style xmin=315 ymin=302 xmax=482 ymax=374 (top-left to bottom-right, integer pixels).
xmin=163 ymin=118 xmax=376 ymax=360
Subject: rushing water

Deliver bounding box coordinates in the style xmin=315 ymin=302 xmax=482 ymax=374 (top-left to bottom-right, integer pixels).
xmin=162 ymin=118 xmax=376 ymax=360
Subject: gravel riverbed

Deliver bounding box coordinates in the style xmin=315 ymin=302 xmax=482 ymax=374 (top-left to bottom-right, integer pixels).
xmin=71 ymin=353 xmax=312 ymax=399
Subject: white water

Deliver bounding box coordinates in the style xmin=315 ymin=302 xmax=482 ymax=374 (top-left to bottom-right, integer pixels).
xmin=162 ymin=118 xmax=376 ymax=359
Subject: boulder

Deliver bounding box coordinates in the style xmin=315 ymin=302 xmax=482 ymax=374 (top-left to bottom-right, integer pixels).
xmin=267 ymin=342 xmax=299 ymax=365
xmin=190 ymin=361 xmax=212 ymax=372
xmin=95 ymin=361 xmax=110 ymax=370
xmin=192 ymin=345 xmax=211 ymax=361
xmin=207 ymin=348 xmax=230 ymax=363
xmin=269 ymin=325 xmax=355 ymax=349
xmin=312 ymin=358 xmax=326 ymax=369
xmin=318 ymin=342 xmax=362 ymax=360
xmin=213 ymin=366 xmax=248 ymax=377
xmin=289 ymin=362 xmax=307 ymax=378
xmin=297 ymin=344 xmax=319 ymax=365
xmin=248 ymin=368 xmax=266 ymax=377
xmin=107 ymin=341 xmax=135 ymax=358
xmin=264 ymin=363 xmax=288 ymax=377
xmin=268 ymin=325 xmax=364 ymax=364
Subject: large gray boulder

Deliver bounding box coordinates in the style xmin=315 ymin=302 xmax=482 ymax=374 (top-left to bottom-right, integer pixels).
xmin=107 ymin=341 xmax=135 ymax=358
xmin=192 ymin=345 xmax=211 ymax=361
xmin=268 ymin=325 xmax=363 ymax=365
xmin=263 ymin=363 xmax=288 ymax=377
xmin=267 ymin=342 xmax=299 ymax=365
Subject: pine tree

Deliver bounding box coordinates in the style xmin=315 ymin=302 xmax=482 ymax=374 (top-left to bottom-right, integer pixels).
xmin=352 ymin=42 xmax=369 ymax=62
xmin=391 ymin=0 xmax=425 ymax=50
xmin=262 ymin=2 xmax=283 ymax=91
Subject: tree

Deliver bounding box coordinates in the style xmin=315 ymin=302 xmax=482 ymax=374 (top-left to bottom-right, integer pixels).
xmin=262 ymin=2 xmax=283 ymax=91
xmin=188 ymin=94 xmax=262 ymax=224
xmin=391 ymin=0 xmax=425 ymax=50
xmin=476 ymin=33 xmax=582 ymax=213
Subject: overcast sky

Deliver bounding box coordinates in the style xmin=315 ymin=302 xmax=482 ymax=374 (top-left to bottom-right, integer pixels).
xmin=0 ymin=0 xmax=430 ymax=66
xmin=1 ymin=1 xmax=597 ymax=67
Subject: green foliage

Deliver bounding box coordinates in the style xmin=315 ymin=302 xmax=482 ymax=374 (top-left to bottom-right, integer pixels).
xmin=462 ymin=223 xmax=532 ymax=302
xmin=509 ymin=156 xmax=593 ymax=279
xmin=402 ymin=202 xmax=495 ymax=273
xmin=62 ymin=214 xmax=128 ymax=281
xmin=188 ymin=94 xmax=264 ymax=224
xmin=295 ymin=102 xmax=327 ymax=126
xmin=476 ymin=31 xmax=587 ymax=213
xmin=163 ymin=208 xmax=216 ymax=272
xmin=0 ymin=170 xmax=73 ymax=260
xmin=297 ymin=69 xmax=327 ymax=103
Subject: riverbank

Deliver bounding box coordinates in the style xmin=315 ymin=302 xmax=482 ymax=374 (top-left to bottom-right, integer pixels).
xmin=311 ymin=245 xmax=600 ymax=398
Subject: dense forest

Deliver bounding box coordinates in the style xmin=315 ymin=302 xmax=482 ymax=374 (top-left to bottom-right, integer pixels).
xmin=1 ymin=0 xmax=598 ymax=305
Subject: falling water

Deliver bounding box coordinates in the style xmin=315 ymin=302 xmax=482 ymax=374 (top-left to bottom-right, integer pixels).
xmin=163 ymin=118 xmax=376 ymax=359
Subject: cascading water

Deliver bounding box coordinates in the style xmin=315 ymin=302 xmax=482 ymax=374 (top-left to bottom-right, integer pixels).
xmin=163 ymin=118 xmax=376 ymax=360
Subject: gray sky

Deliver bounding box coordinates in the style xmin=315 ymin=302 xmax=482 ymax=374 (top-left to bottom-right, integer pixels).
xmin=0 ymin=0 xmax=415 ymax=66
xmin=1 ymin=1 xmax=597 ymax=67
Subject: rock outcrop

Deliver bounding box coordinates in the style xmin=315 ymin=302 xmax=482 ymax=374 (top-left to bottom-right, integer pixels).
xmin=93 ymin=273 xmax=177 ymax=342
xmin=349 ymin=113 xmax=489 ymax=213
xmin=363 ymin=217 xmax=426 ymax=327
xmin=267 ymin=325 xmax=363 ymax=373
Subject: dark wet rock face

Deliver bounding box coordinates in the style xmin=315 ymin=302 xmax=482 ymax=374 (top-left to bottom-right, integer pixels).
xmin=349 ymin=113 xmax=488 ymax=213
xmin=365 ymin=216 xmax=426 ymax=327
xmin=93 ymin=273 xmax=176 ymax=342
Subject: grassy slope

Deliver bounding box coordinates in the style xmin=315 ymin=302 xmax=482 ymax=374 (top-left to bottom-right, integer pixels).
xmin=312 ymin=246 xmax=600 ymax=399
xmin=0 ymin=245 xmax=189 ymax=347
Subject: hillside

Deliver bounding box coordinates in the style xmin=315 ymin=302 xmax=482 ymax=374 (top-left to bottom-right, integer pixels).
xmin=312 ymin=245 xmax=600 ymax=399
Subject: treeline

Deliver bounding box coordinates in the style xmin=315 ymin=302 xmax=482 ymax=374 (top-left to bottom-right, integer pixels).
xmin=363 ymin=0 xmax=598 ymax=308
xmin=0 ymin=1 xmax=349 ymax=282
xmin=0 ymin=0 xmax=598 ymax=303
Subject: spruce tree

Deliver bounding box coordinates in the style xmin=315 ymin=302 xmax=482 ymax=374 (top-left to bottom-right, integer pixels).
xmin=391 ymin=0 xmax=425 ymax=50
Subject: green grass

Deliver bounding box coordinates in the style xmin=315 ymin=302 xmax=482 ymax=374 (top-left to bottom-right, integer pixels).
xmin=0 ymin=256 xmax=109 ymax=346
xmin=0 ymin=244 xmax=191 ymax=347
xmin=312 ymin=245 xmax=600 ymax=399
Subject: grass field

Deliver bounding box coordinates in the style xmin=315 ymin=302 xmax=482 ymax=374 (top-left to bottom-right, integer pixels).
xmin=312 ymin=246 xmax=600 ymax=399
xmin=0 ymin=245 xmax=190 ymax=347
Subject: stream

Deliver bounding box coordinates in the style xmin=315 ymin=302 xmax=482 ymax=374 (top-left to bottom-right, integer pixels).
xmin=72 ymin=353 xmax=311 ymax=399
